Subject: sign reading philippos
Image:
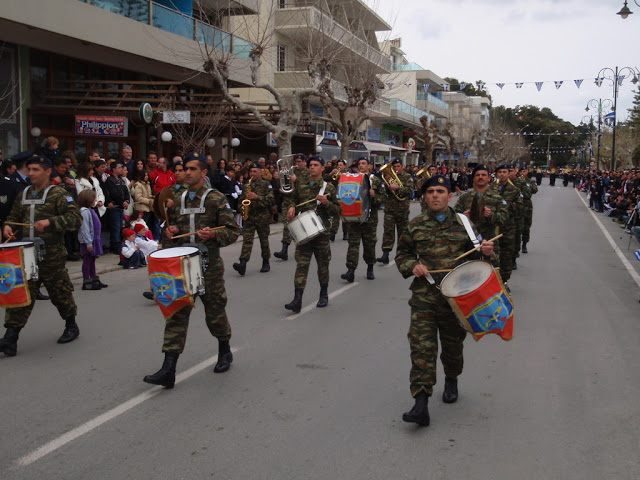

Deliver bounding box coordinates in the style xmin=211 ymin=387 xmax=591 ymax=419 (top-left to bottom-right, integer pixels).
xmin=75 ymin=116 xmax=128 ymax=137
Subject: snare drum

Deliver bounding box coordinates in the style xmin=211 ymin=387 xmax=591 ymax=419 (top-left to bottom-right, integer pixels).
xmin=337 ymin=173 xmax=370 ymax=222
xmin=148 ymin=246 xmax=205 ymax=298
xmin=0 ymin=241 xmax=39 ymax=281
xmin=288 ymin=210 xmax=326 ymax=245
xmin=440 ymin=261 xmax=514 ymax=341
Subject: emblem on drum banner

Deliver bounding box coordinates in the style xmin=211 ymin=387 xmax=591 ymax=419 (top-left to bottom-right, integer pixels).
xmin=338 ymin=182 xmax=360 ymax=206
xmin=148 ymin=257 xmax=194 ymax=319
xmin=0 ymin=247 xmax=31 ymax=308
xmin=467 ymin=292 xmax=513 ymax=340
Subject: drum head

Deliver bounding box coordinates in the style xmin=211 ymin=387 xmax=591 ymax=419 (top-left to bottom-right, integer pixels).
xmin=149 ymin=246 xmax=199 ymax=258
xmin=0 ymin=241 xmax=34 ymax=249
xmin=440 ymin=261 xmax=493 ymax=298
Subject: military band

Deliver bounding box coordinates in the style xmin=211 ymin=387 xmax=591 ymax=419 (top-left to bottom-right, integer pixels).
xmin=378 ymin=159 xmax=413 ymax=264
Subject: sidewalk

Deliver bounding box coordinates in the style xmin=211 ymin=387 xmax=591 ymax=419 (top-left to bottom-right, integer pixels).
xmin=66 ymin=222 xmax=286 ymax=281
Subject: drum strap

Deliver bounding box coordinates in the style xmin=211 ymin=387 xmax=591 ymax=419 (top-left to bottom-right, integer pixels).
xmin=456 ymin=213 xmax=481 ymax=248
xmin=180 ymin=189 xmax=213 ymax=243
xmin=22 ymin=185 xmax=54 ymax=239
xmin=317 ymin=181 xmax=327 ymax=205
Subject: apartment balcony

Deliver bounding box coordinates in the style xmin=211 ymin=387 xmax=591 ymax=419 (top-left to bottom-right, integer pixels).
xmin=274 ymin=6 xmax=390 ymax=74
xmin=416 ymin=93 xmax=449 ymax=119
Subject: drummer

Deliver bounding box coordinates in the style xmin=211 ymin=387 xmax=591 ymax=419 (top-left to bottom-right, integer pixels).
xmin=395 ymin=175 xmax=494 ymax=426
xmin=143 ymin=152 xmax=241 ymax=388
xmin=1 ymin=155 xmax=82 ymax=357
xmin=282 ymin=155 xmax=341 ymax=313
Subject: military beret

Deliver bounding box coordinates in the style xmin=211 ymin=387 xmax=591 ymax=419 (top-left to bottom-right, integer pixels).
xmin=307 ymin=155 xmax=324 ymax=166
xmin=391 ymin=159 xmax=402 ymax=165
xmin=25 ymin=155 xmax=52 ymax=168
xmin=472 ymin=164 xmax=489 ymax=177
xmin=183 ymin=151 xmax=207 ymax=168
xmin=420 ymin=174 xmax=451 ymax=194
xmin=357 ymin=156 xmax=370 ymax=164
xmin=248 ymin=162 xmax=262 ymax=170
xmin=496 ymin=163 xmax=510 ymax=171
xmin=293 ymin=153 xmax=307 ymax=161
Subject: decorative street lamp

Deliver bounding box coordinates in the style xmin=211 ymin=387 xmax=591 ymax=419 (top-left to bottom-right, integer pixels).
xmin=617 ymin=0 xmax=639 ymax=18
xmin=584 ymin=98 xmax=613 ymax=171
xmin=595 ymin=66 xmax=639 ymax=171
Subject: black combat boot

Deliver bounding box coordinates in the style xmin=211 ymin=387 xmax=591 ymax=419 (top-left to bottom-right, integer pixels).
xmin=512 ymin=259 xmax=518 ymax=270
xmin=96 ymin=276 xmax=108 ymax=288
xmin=316 ymin=284 xmax=329 ymax=308
xmin=342 ymin=231 xmax=348 ymax=241
xmin=284 ymin=288 xmax=304 ymax=313
xmin=36 ymin=290 xmax=49 ymax=300
xmin=82 ymin=278 xmax=98 ymax=290
xmin=214 ymin=340 xmax=233 ymax=373
xmin=232 ymin=259 xmax=247 ymax=276
xmin=143 ymin=291 xmax=154 ymax=300
xmin=521 ymin=242 xmax=528 ymax=254
xmin=442 ymin=376 xmax=459 ymax=404
xmin=143 ymin=352 xmax=179 ymax=388
xmin=260 ymin=259 xmax=270 ymax=273
xmin=329 ymin=233 xmax=336 ymax=242
xmin=377 ymin=249 xmax=390 ymax=264
xmin=402 ymin=391 xmax=430 ymax=426
xmin=0 ymin=327 xmax=21 ymax=357
xmin=366 ymin=264 xmax=375 ymax=280
xmin=340 ymin=268 xmax=355 ymax=283
xmin=57 ymin=318 xmax=80 ymax=344
xmin=273 ymin=242 xmax=289 ymax=261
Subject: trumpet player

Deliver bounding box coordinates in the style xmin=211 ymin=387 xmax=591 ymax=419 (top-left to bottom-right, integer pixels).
xmin=377 ymin=159 xmax=413 ymax=264
xmin=233 ymin=163 xmax=274 ymax=276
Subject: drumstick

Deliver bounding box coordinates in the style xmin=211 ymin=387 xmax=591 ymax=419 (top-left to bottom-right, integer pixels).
xmin=452 ymin=234 xmax=503 ymax=262
xmin=295 ymin=197 xmax=319 ymax=208
xmin=5 ymin=221 xmax=35 ymax=227
xmin=171 ymin=226 xmax=226 ymax=240
xmin=163 ymin=204 xmax=170 ymax=229
xmin=3 ymin=234 xmax=16 ymax=244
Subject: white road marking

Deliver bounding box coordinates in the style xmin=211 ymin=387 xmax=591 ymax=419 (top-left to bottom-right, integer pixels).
xmin=575 ymin=189 xmax=640 ymax=288
xmin=286 ymin=282 xmax=360 ymax=320
xmin=14 ymin=349 xmax=237 ymax=468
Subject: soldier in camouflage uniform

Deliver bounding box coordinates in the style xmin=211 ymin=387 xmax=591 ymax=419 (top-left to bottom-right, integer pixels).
xmin=341 ymin=157 xmax=386 ymax=282
xmin=324 ymin=159 xmax=347 ymax=242
xmin=233 ymin=163 xmax=274 ymax=275
xmin=378 ymin=159 xmax=413 ymax=264
xmin=516 ymin=167 xmax=537 ymax=253
xmin=395 ymin=175 xmax=495 ymax=426
xmin=0 ymin=156 xmax=82 ymax=357
xmin=283 ymin=156 xmax=341 ymax=313
xmin=508 ymin=166 xmax=526 ymax=268
xmin=489 ymin=164 xmax=522 ymax=285
xmin=274 ymin=154 xmax=310 ymax=261
xmin=143 ymin=152 xmax=240 ymax=389
xmin=454 ymin=164 xmax=508 ymax=266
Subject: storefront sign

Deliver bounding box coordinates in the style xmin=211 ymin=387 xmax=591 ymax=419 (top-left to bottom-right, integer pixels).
xmin=75 ymin=116 xmax=128 ymax=137
xmin=162 ymin=110 xmax=191 ymax=124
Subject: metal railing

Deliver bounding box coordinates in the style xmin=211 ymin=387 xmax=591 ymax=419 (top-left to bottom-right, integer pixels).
xmin=390 ymin=99 xmax=432 ymax=122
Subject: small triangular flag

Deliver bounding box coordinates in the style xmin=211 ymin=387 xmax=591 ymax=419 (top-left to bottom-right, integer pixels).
xmin=515 ymin=83 xmax=523 ymax=89
xmin=386 ymin=82 xmax=394 ymax=89
xmin=535 ymin=82 xmax=544 ymax=91
xmin=595 ymin=77 xmax=604 ymax=87
xmin=496 ymin=83 xmax=505 ymax=89
xmin=554 ymin=81 xmax=563 ymax=89
xmin=574 ymin=79 xmax=583 ymax=89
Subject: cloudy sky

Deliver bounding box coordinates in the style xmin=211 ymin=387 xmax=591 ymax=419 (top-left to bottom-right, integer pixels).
xmin=375 ymin=0 xmax=640 ymax=127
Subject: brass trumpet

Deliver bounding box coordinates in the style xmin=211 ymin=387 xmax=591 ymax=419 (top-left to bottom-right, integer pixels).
xmin=331 ymin=163 xmax=347 ymax=181
xmin=415 ymin=165 xmax=432 ymax=190
xmin=379 ymin=162 xmax=407 ymax=201
xmin=241 ymin=179 xmax=253 ymax=221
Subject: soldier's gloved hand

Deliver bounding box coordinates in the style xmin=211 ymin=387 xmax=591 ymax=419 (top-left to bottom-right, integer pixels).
xmin=35 ymin=219 xmax=51 ymax=233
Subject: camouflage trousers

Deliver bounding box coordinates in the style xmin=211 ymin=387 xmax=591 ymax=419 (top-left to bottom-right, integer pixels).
xmin=240 ymin=214 xmax=270 ymax=261
xmin=281 ymin=221 xmax=291 ymax=245
xmin=498 ymin=225 xmax=516 ymax=281
xmin=5 ymin=247 xmax=77 ymax=329
xmin=293 ymin=232 xmax=331 ymax=289
xmin=162 ymin=256 xmax=231 ymax=354
xmin=381 ymin=208 xmax=409 ymax=251
xmin=514 ymin=214 xmax=524 ymax=258
xmin=329 ymin=215 xmax=342 ymax=235
xmin=345 ymin=220 xmax=377 ymax=269
xmin=408 ymin=290 xmax=467 ymax=397
xmin=522 ymin=203 xmax=533 ymax=244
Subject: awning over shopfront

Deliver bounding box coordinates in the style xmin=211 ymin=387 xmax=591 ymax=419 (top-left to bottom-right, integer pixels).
xmin=361 ymin=141 xmax=406 ymax=153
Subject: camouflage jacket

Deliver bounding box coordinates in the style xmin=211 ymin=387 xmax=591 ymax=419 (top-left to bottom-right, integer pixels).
xmin=367 ymin=174 xmax=386 ymax=223
xmin=384 ymin=171 xmax=413 ymax=211
xmin=238 ymin=178 xmax=274 ymax=216
xmin=166 ymin=185 xmax=240 ymax=257
xmin=7 ymin=183 xmax=81 ymax=252
xmin=513 ymin=177 xmax=534 ymax=200
xmin=490 ymin=181 xmax=522 ymax=225
xmin=454 ymin=188 xmax=508 ymax=239
xmin=395 ymin=207 xmax=487 ymax=294
xmin=283 ymin=177 xmax=341 ymax=228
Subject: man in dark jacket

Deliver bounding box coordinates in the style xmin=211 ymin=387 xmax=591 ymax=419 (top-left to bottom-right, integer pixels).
xmin=104 ymin=161 xmax=131 ymax=254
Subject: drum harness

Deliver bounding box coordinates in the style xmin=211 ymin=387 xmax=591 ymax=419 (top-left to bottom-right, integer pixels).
xmin=180 ymin=188 xmax=213 ymax=243
xmin=20 ymin=186 xmax=52 ymax=262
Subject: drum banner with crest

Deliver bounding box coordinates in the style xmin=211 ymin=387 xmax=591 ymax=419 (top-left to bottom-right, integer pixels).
xmin=447 ymin=269 xmax=514 ymax=342
xmin=337 ymin=173 xmax=367 ymax=219
xmin=0 ymin=247 xmax=31 ymax=308
xmin=148 ymin=256 xmax=195 ymax=319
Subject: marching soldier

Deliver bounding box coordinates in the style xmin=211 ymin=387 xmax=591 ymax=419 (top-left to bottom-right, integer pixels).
xmin=1 ymin=156 xmax=82 ymax=356
xmin=395 ymin=175 xmax=494 ymax=426
xmin=143 ymin=152 xmax=240 ymax=388
xmin=513 ymin=166 xmax=537 ymax=253
xmin=489 ymin=164 xmax=522 ymax=287
xmin=283 ymin=156 xmax=341 ymax=313
xmin=233 ymin=163 xmax=274 ymax=275
xmin=454 ymin=164 xmax=507 ymax=265
xmin=341 ymin=157 xmax=386 ymax=282
xmin=378 ymin=159 xmax=413 ymax=264
xmin=508 ymin=166 xmax=525 ymax=269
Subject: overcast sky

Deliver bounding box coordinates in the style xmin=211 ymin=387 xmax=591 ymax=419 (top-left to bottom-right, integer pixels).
xmin=375 ymin=0 xmax=640 ymax=128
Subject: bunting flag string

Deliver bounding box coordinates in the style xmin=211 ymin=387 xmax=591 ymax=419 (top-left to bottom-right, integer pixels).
xmin=496 ymin=83 xmax=505 ymax=89
xmin=554 ymin=81 xmax=563 ymax=89
xmin=535 ymin=82 xmax=544 ymax=91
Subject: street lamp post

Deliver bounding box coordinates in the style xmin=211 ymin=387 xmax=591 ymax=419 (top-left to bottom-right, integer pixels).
xmin=585 ymin=98 xmax=613 ymax=171
xmin=617 ymin=0 xmax=640 ymax=18
xmin=595 ymin=66 xmax=639 ymax=171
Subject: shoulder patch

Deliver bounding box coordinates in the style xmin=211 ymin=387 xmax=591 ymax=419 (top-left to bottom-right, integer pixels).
xmin=66 ymin=196 xmax=74 ymax=203
xmin=520 ymin=193 xmax=524 ymax=198
xmin=502 ymin=200 xmax=507 ymax=205
xmin=268 ymin=184 xmax=273 ymax=189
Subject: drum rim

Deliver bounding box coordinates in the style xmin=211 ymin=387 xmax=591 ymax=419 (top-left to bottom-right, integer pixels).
xmin=0 ymin=241 xmax=34 ymax=248
xmin=440 ymin=260 xmax=493 ymax=298
xmin=149 ymin=246 xmax=199 ymax=258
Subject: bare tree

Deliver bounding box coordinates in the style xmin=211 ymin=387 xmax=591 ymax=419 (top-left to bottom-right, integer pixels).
xmin=413 ymin=116 xmax=443 ymax=165
xmin=0 ymin=43 xmax=22 ymax=129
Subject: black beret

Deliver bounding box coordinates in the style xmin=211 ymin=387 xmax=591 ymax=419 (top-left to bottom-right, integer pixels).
xmin=357 ymin=156 xmax=370 ymax=163
xmin=420 ymin=174 xmax=451 ymax=194
xmin=496 ymin=163 xmax=510 ymax=171
xmin=307 ymin=155 xmax=324 ymax=166
xmin=391 ymin=159 xmax=402 ymax=165
xmin=248 ymin=162 xmax=262 ymax=170
xmin=472 ymin=164 xmax=489 ymax=177
xmin=183 ymin=151 xmax=207 ymax=168
xmin=293 ymin=153 xmax=307 ymax=161
xmin=25 ymin=155 xmax=52 ymax=168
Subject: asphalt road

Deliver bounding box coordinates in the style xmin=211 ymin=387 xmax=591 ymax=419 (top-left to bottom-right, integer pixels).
xmin=1 ymin=182 xmax=639 ymax=480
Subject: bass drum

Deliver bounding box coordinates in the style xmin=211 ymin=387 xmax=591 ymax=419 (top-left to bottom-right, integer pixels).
xmin=337 ymin=173 xmax=370 ymax=222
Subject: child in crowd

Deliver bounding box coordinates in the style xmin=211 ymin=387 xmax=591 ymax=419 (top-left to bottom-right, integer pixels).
xmin=119 ymin=228 xmax=146 ymax=269
xmin=128 ymin=211 xmax=155 ymax=240
xmin=77 ymin=190 xmax=107 ymax=290
xmin=133 ymin=223 xmax=158 ymax=258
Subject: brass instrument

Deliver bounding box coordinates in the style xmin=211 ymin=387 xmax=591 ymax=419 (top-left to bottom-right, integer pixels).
xmin=277 ymin=157 xmax=293 ymax=194
xmin=469 ymin=193 xmax=484 ymax=225
xmin=415 ymin=165 xmax=431 ymax=190
xmin=379 ymin=162 xmax=407 ymax=200
xmin=331 ymin=163 xmax=347 ymax=181
xmin=241 ymin=179 xmax=253 ymax=221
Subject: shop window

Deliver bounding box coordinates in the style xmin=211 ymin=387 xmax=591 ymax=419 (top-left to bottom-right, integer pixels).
xmin=108 ymin=142 xmax=121 ymax=161
xmin=30 ymin=51 xmax=48 ymax=106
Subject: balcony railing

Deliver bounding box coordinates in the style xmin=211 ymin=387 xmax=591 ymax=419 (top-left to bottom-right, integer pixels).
xmin=85 ymin=0 xmax=254 ymax=58
xmin=390 ymin=99 xmax=433 ymax=123
xmin=417 ymin=93 xmax=449 ymax=110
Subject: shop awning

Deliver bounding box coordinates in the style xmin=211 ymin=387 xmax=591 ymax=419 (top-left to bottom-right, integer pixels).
xmin=362 ymin=141 xmax=407 ymax=153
